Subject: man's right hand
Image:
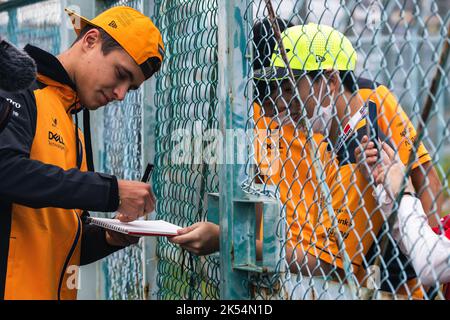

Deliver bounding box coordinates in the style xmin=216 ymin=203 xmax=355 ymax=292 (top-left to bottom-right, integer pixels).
xmin=355 ymin=136 xmax=415 ymax=201
xmin=168 ymin=222 xmax=220 ymax=256
xmin=116 ymin=180 xmax=156 ymax=222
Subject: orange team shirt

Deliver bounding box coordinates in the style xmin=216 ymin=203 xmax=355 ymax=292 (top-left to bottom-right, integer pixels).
xmin=253 ymin=80 xmax=431 ymax=273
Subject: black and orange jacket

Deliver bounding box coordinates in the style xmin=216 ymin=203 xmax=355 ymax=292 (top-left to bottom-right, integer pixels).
xmin=0 ymin=45 xmax=124 ymax=300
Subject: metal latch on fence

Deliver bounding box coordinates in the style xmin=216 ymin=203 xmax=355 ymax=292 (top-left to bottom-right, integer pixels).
xmin=207 ymin=193 xmax=281 ymax=273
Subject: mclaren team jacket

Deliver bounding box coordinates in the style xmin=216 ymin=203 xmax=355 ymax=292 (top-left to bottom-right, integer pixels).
xmin=0 ymin=45 xmax=124 ymax=300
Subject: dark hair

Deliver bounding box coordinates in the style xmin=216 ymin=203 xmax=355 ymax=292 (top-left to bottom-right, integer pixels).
xmin=72 ymin=25 xmax=122 ymax=55
xmin=339 ymin=70 xmax=358 ymax=93
xmin=254 ymin=69 xmax=357 ymax=103
xmin=252 ymin=18 xmax=294 ymax=70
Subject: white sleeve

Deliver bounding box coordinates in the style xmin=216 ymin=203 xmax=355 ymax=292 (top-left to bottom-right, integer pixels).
xmin=372 ymin=184 xmax=402 ymax=243
xmin=397 ymin=195 xmax=450 ymax=286
xmin=373 ymin=184 xmax=394 ymax=219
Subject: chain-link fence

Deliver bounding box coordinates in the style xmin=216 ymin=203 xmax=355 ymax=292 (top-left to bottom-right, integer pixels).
xmin=1 ymin=0 xmax=448 ymax=300
xmin=96 ymin=0 xmax=222 ymax=300
xmin=97 ymin=0 xmax=146 ymax=301
xmin=152 ymin=0 xmax=221 ymax=300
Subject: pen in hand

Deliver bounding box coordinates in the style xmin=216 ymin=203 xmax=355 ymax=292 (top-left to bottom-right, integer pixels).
xmin=141 ymin=163 xmax=154 ymax=183
xmin=117 ymin=163 xmax=155 ymax=222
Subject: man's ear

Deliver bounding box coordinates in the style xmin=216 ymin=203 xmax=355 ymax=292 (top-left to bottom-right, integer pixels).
xmin=81 ymin=28 xmax=101 ymax=52
xmin=325 ymin=69 xmax=340 ymax=94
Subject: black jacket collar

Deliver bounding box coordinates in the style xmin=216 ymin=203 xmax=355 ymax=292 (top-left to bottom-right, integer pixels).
xmin=24 ymin=44 xmax=77 ymax=92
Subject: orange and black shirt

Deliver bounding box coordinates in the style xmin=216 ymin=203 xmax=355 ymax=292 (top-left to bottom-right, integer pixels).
xmin=0 ymin=45 xmax=123 ymax=300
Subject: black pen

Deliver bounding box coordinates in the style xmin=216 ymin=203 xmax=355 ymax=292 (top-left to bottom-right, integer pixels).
xmin=85 ymin=164 xmax=154 ymax=225
xmin=141 ymin=163 xmax=154 ymax=183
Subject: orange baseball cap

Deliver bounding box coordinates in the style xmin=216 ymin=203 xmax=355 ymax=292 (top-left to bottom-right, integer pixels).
xmin=65 ymin=6 xmax=165 ymax=80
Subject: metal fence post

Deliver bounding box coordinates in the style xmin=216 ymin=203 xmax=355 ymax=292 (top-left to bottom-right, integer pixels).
xmin=217 ymin=0 xmax=253 ymax=299
xmin=141 ymin=0 xmax=159 ymax=301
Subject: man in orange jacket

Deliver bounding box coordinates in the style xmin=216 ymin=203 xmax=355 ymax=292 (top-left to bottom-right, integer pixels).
xmin=0 ymin=6 xmax=164 ymax=300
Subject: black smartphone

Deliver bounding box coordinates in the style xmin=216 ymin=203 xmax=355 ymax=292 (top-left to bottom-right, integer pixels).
xmin=366 ymin=101 xmax=381 ymax=159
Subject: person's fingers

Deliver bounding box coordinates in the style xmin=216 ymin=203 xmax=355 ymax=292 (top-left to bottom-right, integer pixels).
xmin=149 ymin=185 xmax=156 ymax=205
xmin=356 ymin=141 xmax=377 ymax=164
xmin=375 ymin=173 xmax=384 ymax=186
xmin=375 ymin=166 xmax=385 ymax=185
xmin=171 ymin=224 xmax=204 ymax=244
xmin=168 ymin=223 xmax=204 ymax=244
xmin=144 ymin=199 xmax=153 ymax=213
xmin=144 ymin=185 xmax=156 ymax=214
xmin=359 ymin=137 xmax=374 ymax=152
xmin=371 ymin=166 xmax=379 ymax=182
xmin=381 ymin=141 xmax=396 ymax=162
xmin=364 ymin=148 xmax=378 ymax=158
xmin=355 ymin=148 xmax=364 ymax=167
xmin=116 ymin=233 xmax=139 ymax=245
xmin=379 ymin=149 xmax=389 ymax=165
xmin=366 ymin=156 xmax=378 ymax=166
xmin=371 ymin=162 xmax=381 ymax=178
xmin=354 ymin=147 xmax=362 ymax=160
xmin=361 ymin=135 xmax=369 ymax=145
xmin=361 ymin=140 xmax=375 ymax=152
xmin=143 ymin=191 xmax=153 ymax=215
xmin=355 ymin=137 xmax=370 ymax=157
xmin=169 ymin=233 xmax=194 ymax=245
xmin=117 ymin=213 xmax=132 ymax=223
xmin=167 ymin=236 xmax=177 ymax=244
xmin=167 ymin=235 xmax=182 ymax=244
xmin=176 ymin=224 xmax=199 ymax=236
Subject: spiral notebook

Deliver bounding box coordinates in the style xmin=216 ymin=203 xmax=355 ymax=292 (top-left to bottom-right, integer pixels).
xmin=88 ymin=217 xmax=182 ymax=237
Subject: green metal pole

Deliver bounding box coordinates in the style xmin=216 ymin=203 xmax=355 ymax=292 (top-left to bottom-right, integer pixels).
xmin=217 ymin=0 xmax=252 ymax=299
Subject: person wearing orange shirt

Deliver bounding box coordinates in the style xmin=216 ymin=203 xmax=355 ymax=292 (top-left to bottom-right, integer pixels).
xmin=253 ymin=23 xmax=443 ymax=295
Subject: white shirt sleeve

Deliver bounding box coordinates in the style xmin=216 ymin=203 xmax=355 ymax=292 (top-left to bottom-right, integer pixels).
xmin=373 ymin=184 xmax=450 ymax=286
xmin=373 ymin=185 xmax=450 ymax=286
xmin=396 ymin=195 xmax=450 ymax=287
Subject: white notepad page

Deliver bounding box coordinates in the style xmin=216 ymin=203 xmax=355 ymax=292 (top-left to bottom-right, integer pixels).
xmin=89 ymin=217 xmax=182 ymax=237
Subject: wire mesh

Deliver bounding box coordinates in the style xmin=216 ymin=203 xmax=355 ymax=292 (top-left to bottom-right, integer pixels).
xmin=98 ymin=0 xmax=146 ymax=301
xmin=101 ymin=89 xmax=145 ymax=300
xmin=152 ymin=0 xmax=221 ymax=300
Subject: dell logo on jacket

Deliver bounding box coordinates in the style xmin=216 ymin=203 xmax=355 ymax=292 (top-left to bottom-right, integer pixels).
xmin=49 ymin=131 xmax=65 ymax=146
